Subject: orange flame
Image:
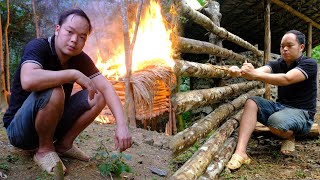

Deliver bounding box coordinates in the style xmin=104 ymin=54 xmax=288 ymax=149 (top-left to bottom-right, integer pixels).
xmin=95 ymin=0 xmax=175 ymax=80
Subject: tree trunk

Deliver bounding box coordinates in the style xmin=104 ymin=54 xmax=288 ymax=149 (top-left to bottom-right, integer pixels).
xmin=170 ymin=110 xmax=242 ymax=180
xmin=5 ymin=0 xmax=10 ymax=94
xmin=173 ymin=81 xmax=262 ymax=115
xmin=199 ymin=131 xmax=238 ymax=180
xmin=177 ymin=37 xmax=251 ymax=63
xmin=174 ymin=0 xmax=262 ymax=57
xmin=174 ymin=60 xmax=230 ymax=78
xmin=264 ymin=0 xmax=271 ymax=100
xmin=0 ymin=14 xmax=8 ymax=107
xmin=32 ymin=0 xmax=40 ymax=38
xmin=170 ymin=88 xmax=264 ymax=154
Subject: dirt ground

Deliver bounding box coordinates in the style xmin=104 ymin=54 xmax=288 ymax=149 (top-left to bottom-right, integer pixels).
xmin=0 ymin=112 xmax=319 ymax=180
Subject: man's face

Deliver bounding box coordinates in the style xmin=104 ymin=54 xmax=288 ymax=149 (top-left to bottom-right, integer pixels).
xmin=55 ymin=14 xmax=90 ymax=59
xmin=280 ymin=33 xmax=304 ymax=62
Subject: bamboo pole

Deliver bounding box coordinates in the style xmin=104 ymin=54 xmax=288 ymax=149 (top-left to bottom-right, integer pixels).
xmin=264 ymin=0 xmax=271 ymax=100
xmin=173 ymin=81 xmax=262 ymax=115
xmin=170 ymin=88 xmax=265 ymax=154
xmin=198 ymin=132 xmax=238 ymax=180
xmin=174 ymin=0 xmax=263 ymax=57
xmin=307 ymin=23 xmax=312 ymax=57
xmin=174 ymin=60 xmax=230 ymax=78
xmin=170 ymin=110 xmax=242 ymax=180
xmin=177 ymin=37 xmax=251 ymax=63
xmin=271 ymin=0 xmax=320 ymax=30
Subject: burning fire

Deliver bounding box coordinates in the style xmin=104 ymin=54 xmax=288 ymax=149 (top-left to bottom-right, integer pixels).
xmin=95 ymin=0 xmax=175 ymax=80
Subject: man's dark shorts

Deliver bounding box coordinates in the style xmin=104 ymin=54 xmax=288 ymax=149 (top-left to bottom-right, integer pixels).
xmin=6 ymin=88 xmax=91 ymax=150
xmin=250 ymin=96 xmax=313 ymax=135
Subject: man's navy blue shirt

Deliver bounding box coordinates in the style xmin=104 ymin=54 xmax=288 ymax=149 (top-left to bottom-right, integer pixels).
xmin=266 ymin=55 xmax=317 ymax=115
xmin=2 ymin=36 xmax=101 ymax=128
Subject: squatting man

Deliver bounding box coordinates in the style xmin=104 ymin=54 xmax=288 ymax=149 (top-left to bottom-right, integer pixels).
xmin=227 ymin=29 xmax=317 ymax=170
xmin=2 ymin=8 xmax=132 ymax=175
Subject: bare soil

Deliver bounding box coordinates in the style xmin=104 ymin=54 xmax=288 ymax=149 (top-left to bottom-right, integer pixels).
xmin=0 ymin=112 xmax=319 ymax=179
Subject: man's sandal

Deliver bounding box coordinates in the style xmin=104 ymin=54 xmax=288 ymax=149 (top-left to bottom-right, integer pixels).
xmin=281 ymin=139 xmax=295 ymax=155
xmin=33 ymin=152 xmax=66 ymax=175
xmin=226 ymin=153 xmax=251 ymax=170
xmin=58 ymin=145 xmax=90 ymax=162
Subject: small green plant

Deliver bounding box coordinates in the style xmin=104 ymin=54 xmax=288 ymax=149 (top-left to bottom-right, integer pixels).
xmin=5 ymin=155 xmax=19 ymax=163
xmin=93 ymin=141 xmax=132 ymax=178
xmin=0 ymin=163 xmax=9 ymax=171
xmin=295 ymin=169 xmax=306 ymax=179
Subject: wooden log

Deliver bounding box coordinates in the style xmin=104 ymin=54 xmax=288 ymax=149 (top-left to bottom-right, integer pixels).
xmin=170 ymin=89 xmax=264 ymax=154
xmin=177 ymin=37 xmax=250 ymax=63
xmin=174 ymin=0 xmax=263 ymax=57
xmin=254 ymin=122 xmax=320 ymax=138
xmin=174 ymin=59 xmax=230 ymax=78
xmin=199 ymin=132 xmax=238 ymax=180
xmin=170 ymin=111 xmax=242 ymax=180
xmin=264 ymin=0 xmax=271 ymax=100
xmin=271 ymin=0 xmax=320 ymax=30
xmin=307 ymin=23 xmax=312 ymax=57
xmin=173 ymin=81 xmax=263 ymax=115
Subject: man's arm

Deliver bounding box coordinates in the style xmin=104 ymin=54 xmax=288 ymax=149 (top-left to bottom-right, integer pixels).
xmin=21 ymin=63 xmax=97 ymax=99
xmin=241 ymin=62 xmax=306 ymax=86
xmin=91 ymin=74 xmax=132 ymax=152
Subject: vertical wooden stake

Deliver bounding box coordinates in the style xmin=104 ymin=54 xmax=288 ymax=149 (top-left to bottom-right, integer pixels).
xmin=264 ymin=0 xmax=271 ymax=100
xmin=307 ymin=23 xmax=312 ymax=57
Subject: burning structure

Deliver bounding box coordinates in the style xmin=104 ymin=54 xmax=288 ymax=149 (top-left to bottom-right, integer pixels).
xmin=93 ymin=0 xmax=177 ymax=134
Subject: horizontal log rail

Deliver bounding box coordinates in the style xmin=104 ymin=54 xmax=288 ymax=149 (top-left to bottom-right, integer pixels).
xmin=175 ymin=0 xmax=263 ymax=57
xmin=170 ymin=110 xmax=242 ymax=180
xmin=170 ymin=88 xmax=265 ymax=154
xmin=177 ymin=37 xmax=251 ymax=63
xmin=174 ymin=59 xmax=230 ymax=78
xmin=173 ymin=81 xmax=263 ymax=115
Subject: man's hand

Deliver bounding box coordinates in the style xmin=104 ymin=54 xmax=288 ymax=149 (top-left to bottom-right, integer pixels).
xmin=241 ymin=62 xmax=257 ymax=80
xmin=74 ymin=71 xmax=97 ymax=100
xmin=115 ymin=124 xmax=132 ymax=152
xmin=228 ymin=66 xmax=242 ymax=77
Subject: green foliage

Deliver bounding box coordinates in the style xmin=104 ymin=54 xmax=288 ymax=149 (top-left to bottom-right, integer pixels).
xmin=93 ymin=141 xmax=132 ymax=178
xmin=295 ymin=169 xmax=306 ymax=179
xmin=312 ymin=45 xmax=320 ymax=64
xmin=5 ymin=155 xmax=19 ymax=163
xmin=197 ymin=0 xmax=207 ymax=6
xmin=179 ymin=77 xmax=190 ymax=92
xmin=0 ymin=162 xmax=9 ymax=171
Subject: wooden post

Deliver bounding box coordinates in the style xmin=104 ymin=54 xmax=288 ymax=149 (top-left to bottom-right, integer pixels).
xmin=307 ymin=23 xmax=312 ymax=57
xmin=120 ymin=1 xmax=136 ymax=126
xmin=264 ymin=0 xmax=271 ymax=100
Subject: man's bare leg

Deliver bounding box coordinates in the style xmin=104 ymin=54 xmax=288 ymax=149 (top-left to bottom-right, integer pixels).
xmin=233 ymin=99 xmax=259 ymax=159
xmin=55 ymin=91 xmax=106 ymax=153
xmin=34 ymin=87 xmax=65 ymax=159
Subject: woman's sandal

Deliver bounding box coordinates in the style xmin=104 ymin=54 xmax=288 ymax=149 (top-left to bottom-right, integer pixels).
xmin=226 ymin=153 xmax=251 ymax=170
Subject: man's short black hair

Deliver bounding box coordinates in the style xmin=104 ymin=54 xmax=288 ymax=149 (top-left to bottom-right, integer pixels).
xmin=58 ymin=8 xmax=92 ymax=34
xmin=285 ymin=30 xmax=305 ymax=45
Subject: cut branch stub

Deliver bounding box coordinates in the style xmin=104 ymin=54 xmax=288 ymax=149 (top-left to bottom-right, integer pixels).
xmin=173 ymin=81 xmax=262 ymax=115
